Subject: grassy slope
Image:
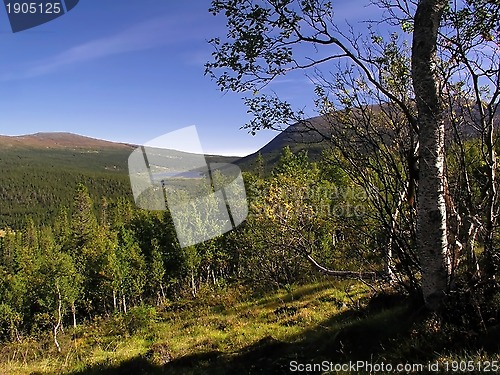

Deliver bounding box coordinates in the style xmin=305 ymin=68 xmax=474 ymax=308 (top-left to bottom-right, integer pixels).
xmin=2 ymin=281 xmax=499 ymax=375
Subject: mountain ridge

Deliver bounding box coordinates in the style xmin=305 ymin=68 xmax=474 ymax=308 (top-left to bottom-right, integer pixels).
xmin=0 ymin=132 xmax=136 ymax=150
xmin=235 ymin=116 xmax=332 ymax=171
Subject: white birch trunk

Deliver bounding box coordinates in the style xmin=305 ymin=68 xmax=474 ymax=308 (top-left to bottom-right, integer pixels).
xmin=160 ymin=283 xmax=166 ymax=301
xmin=411 ymin=0 xmax=451 ymax=310
xmin=54 ymin=284 xmax=62 ymax=352
xmin=113 ymin=290 xmax=117 ymax=312
xmin=72 ymin=302 xmax=77 ymax=329
xmin=485 ymin=116 xmax=497 ymax=276
xmin=122 ymin=294 xmax=127 ymax=314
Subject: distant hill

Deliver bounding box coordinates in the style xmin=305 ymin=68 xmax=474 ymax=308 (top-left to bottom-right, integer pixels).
xmin=0 ymin=132 xmax=135 ymax=150
xmin=0 ymin=134 xmax=133 ymax=227
xmin=236 ymin=103 xmax=500 ymax=173
xmin=0 ymin=132 xmax=238 ymax=228
xmin=236 ymin=116 xmax=333 ymax=172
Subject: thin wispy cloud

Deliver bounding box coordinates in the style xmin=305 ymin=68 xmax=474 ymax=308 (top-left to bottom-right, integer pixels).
xmin=1 ymin=15 xmax=200 ymax=81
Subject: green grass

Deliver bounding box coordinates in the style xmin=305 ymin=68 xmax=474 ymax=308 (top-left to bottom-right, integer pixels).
xmin=0 ymin=281 xmax=363 ymax=374
xmin=1 ymin=281 xmax=499 ymax=374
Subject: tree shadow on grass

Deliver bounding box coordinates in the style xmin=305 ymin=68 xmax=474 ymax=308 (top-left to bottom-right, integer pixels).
xmin=70 ymin=299 xmax=431 ymax=375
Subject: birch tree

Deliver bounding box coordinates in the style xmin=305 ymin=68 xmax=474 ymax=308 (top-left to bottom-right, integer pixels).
xmin=411 ymin=0 xmax=450 ymax=310
xmin=205 ymin=0 xmax=492 ymax=309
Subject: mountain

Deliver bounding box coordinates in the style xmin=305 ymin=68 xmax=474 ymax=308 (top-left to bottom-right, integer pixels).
xmin=0 ymin=133 xmax=135 ymax=227
xmin=236 ymin=103 xmax=500 ymax=173
xmin=0 ymin=132 xmax=135 ymax=150
xmin=0 ymin=132 xmax=240 ymax=228
xmin=236 ymin=116 xmax=332 ymax=172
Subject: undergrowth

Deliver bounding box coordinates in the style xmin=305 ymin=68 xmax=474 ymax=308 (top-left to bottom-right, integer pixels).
xmin=1 ymin=280 xmax=499 ymax=374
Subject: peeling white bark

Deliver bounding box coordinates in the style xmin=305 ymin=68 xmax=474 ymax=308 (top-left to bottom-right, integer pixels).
xmin=412 ymin=0 xmax=451 ymax=310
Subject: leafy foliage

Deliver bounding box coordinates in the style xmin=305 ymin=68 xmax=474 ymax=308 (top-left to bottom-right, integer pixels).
xmin=0 ymin=146 xmax=381 ymax=348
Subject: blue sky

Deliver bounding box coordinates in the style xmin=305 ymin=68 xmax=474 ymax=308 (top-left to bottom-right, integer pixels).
xmin=0 ymin=1 xmax=376 ymax=156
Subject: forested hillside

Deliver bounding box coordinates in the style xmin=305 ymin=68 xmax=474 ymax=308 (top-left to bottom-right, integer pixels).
xmin=0 ymin=137 xmax=134 ymax=228
xmin=0 ymin=133 xmax=238 ymax=228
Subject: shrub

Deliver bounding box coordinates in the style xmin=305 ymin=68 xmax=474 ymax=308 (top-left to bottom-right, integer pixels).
xmin=0 ymin=304 xmax=21 ymax=341
xmin=123 ymin=305 xmax=157 ymax=335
